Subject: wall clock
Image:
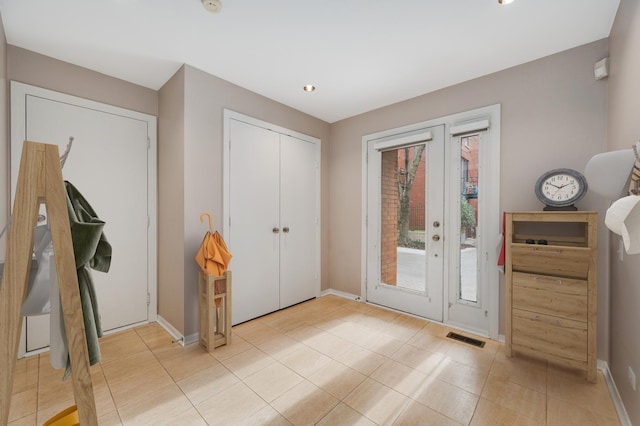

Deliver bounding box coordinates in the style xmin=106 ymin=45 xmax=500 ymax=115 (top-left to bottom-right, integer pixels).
xmin=534 ymin=168 xmax=588 ymax=211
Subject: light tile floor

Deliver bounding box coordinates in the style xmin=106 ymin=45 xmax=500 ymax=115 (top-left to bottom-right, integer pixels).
xmin=8 ymin=295 xmax=621 ymax=425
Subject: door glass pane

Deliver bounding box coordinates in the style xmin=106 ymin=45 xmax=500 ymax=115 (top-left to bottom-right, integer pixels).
xmin=459 ymin=135 xmax=479 ymax=302
xmin=380 ymin=145 xmax=426 ymax=291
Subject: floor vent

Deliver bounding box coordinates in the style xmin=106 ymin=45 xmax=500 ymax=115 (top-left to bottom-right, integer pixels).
xmin=446 ymin=332 xmax=485 ymax=348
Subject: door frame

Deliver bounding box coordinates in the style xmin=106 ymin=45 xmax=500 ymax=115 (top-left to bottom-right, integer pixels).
xmin=222 ymin=109 xmax=322 ymax=306
xmin=361 ymin=104 xmax=500 ymax=340
xmin=10 ymin=81 xmax=158 ymax=357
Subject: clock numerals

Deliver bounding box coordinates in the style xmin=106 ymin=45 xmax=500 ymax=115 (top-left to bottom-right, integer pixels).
xmin=542 ymin=174 xmax=582 ymax=202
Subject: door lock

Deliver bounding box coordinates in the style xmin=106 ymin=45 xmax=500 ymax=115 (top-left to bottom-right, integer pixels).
xmin=433 ymin=221 xmax=440 ymax=228
xmin=432 ymin=234 xmax=440 ymax=241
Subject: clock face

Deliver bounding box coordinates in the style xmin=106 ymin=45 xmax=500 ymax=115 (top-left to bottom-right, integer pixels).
xmin=541 ymin=173 xmax=581 ymax=202
xmin=534 ymin=168 xmax=588 ymax=207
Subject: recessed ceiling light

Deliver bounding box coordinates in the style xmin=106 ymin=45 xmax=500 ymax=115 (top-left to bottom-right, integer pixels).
xmin=202 ymin=0 xmax=222 ymax=13
xmin=303 ymin=85 xmax=316 ymax=92
xmin=498 ymin=0 xmax=514 ymax=4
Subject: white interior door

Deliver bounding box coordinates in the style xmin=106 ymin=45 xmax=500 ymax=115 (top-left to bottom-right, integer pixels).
xmin=279 ymin=134 xmax=319 ymax=309
xmin=228 ymin=118 xmax=281 ymax=325
xmin=366 ymin=126 xmax=445 ymax=321
xmin=10 ymin=82 xmax=157 ymax=353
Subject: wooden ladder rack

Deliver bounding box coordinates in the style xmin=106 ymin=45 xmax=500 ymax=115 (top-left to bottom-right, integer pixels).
xmin=0 ymin=141 xmax=98 ymax=425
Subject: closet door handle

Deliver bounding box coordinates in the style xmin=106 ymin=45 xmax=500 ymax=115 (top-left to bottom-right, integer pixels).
xmin=272 ymin=227 xmax=280 ymax=234
xmin=283 ymin=227 xmax=290 ymax=233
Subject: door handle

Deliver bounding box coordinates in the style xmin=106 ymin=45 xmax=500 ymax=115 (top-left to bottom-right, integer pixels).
xmin=283 ymin=227 xmax=290 ymax=233
xmin=432 ymin=234 xmax=440 ymax=241
xmin=272 ymin=227 xmax=280 ymax=234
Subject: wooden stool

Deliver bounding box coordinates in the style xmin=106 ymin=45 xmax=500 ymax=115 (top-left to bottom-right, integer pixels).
xmin=198 ymin=271 xmax=232 ymax=352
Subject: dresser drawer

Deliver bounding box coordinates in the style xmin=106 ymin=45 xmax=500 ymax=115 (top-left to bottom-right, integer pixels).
xmin=512 ymin=308 xmax=587 ymax=363
xmin=512 ymin=272 xmax=587 ymax=321
xmin=510 ymin=244 xmax=590 ymax=279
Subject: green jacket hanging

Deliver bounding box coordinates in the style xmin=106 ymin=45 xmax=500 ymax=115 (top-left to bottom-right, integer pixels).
xmin=60 ymin=181 xmax=112 ymax=377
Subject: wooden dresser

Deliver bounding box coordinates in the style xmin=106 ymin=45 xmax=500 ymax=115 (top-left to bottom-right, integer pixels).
xmin=505 ymin=211 xmax=597 ymax=382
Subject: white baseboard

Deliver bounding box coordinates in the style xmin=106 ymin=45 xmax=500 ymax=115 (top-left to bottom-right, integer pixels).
xmin=156 ymin=315 xmax=185 ymax=346
xmin=598 ymin=360 xmax=632 ymax=426
xmin=320 ymin=288 xmax=362 ymax=301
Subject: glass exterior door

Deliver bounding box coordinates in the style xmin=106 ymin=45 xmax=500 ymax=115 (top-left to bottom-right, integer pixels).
xmin=366 ymin=126 xmax=444 ymax=321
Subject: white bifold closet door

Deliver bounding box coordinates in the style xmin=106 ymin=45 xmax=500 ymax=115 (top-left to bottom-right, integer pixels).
xmin=227 ymin=117 xmax=319 ymax=325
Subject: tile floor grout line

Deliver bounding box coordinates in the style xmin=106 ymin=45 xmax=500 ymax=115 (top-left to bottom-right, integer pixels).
xmin=100 ymin=363 xmax=124 ymax=425
xmin=132 ymin=326 xmax=208 ymax=425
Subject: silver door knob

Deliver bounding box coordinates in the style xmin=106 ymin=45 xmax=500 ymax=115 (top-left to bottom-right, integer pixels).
xmin=432 ymin=234 xmax=440 ymax=241
xmin=272 ymin=227 xmax=280 ymax=233
xmin=283 ymin=227 xmax=290 ymax=233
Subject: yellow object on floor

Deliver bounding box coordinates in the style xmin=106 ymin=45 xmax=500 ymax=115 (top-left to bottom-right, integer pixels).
xmin=43 ymin=405 xmax=79 ymax=426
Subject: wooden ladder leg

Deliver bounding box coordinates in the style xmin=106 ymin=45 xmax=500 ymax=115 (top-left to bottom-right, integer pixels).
xmin=44 ymin=143 xmax=98 ymax=425
xmin=0 ymin=142 xmax=42 ymax=426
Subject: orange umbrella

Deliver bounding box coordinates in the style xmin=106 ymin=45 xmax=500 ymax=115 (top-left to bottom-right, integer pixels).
xmin=195 ymin=212 xmax=232 ymax=276
xmin=195 ymin=213 xmax=231 ymax=333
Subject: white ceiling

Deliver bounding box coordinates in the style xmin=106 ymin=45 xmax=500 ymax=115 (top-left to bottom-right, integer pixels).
xmin=0 ymin=0 xmax=620 ymax=123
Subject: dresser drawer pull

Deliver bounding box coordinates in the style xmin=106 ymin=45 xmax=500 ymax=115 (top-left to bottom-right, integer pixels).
xmin=532 ymin=276 xmax=563 ymax=285
xmin=532 ymin=247 xmax=563 ymax=253
xmin=529 ymin=315 xmax=563 ymax=326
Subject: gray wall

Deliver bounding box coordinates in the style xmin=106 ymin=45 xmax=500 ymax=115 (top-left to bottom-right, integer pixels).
xmin=607 ymin=0 xmax=640 ymax=422
xmin=6 ymin=46 xmax=157 ymax=117
xmin=158 ymin=67 xmax=186 ymax=334
xmin=159 ymin=65 xmax=331 ymax=337
xmin=328 ymin=40 xmax=610 ymax=353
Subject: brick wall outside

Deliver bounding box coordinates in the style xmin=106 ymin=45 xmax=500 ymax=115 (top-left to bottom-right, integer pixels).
xmin=381 ymin=151 xmax=398 ymax=285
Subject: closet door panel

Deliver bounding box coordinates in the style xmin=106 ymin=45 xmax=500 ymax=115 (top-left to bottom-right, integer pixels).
xmin=279 ymin=135 xmax=318 ymax=308
xmin=13 ymin=88 xmax=154 ymax=352
xmin=228 ymin=120 xmax=280 ymax=324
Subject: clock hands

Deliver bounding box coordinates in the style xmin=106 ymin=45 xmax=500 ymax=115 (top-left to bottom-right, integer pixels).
xmin=547 ymin=182 xmax=567 ymax=198
xmin=547 ymin=181 xmax=574 ymax=198
xmin=548 ymin=182 xmax=572 ymax=189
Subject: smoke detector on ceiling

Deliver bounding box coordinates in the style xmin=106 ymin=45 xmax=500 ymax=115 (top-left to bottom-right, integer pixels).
xmin=202 ymin=0 xmax=222 ymax=13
